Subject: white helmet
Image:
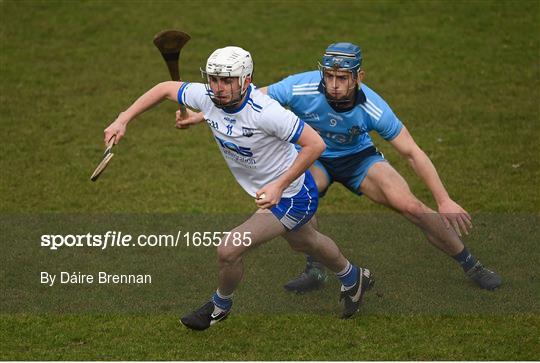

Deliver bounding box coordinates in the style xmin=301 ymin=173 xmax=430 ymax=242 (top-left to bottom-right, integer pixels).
xmin=202 ymin=46 xmax=253 ymax=107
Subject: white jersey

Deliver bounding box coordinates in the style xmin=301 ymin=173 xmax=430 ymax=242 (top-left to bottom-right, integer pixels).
xmin=178 ymin=83 xmax=306 ymax=198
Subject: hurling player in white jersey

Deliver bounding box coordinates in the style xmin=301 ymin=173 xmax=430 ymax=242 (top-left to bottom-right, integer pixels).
xmin=177 ymin=43 xmax=502 ymax=294
xmin=104 ymin=46 xmax=373 ymax=331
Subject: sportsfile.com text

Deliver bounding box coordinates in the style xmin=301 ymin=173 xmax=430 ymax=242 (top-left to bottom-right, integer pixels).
xmin=40 ymin=231 xmax=253 ymax=250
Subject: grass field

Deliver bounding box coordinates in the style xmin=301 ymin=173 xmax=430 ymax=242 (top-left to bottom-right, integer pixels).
xmin=1 ymin=0 xmax=539 ymax=360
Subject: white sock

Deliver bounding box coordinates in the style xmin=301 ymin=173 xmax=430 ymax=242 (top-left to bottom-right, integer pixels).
xmin=336 ymin=261 xmax=352 ymax=277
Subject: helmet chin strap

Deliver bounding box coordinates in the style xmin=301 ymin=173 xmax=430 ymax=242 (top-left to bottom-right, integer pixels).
xmin=324 ymin=83 xmax=358 ymax=111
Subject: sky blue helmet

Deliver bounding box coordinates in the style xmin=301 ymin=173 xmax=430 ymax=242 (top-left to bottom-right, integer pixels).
xmin=321 ymin=42 xmax=362 ymax=73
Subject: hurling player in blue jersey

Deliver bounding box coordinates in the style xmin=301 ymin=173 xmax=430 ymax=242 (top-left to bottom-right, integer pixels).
xmin=176 ymin=42 xmax=501 ymax=293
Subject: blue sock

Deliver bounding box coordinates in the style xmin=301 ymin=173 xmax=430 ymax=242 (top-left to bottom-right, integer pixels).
xmin=452 ymin=247 xmax=478 ymax=272
xmin=212 ymin=290 xmax=233 ymax=311
xmin=336 ymin=261 xmax=358 ymax=289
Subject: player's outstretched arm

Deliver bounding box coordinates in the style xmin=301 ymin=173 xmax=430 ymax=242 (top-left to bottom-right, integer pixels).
xmin=104 ymin=81 xmax=183 ymax=144
xmin=389 ymin=126 xmax=472 ymax=236
xmin=256 ymin=124 xmax=325 ymax=209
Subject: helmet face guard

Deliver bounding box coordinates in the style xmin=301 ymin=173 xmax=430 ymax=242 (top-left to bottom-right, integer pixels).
xmin=202 ymin=46 xmax=253 ymax=109
xmin=201 ymin=69 xmax=246 ymax=108
xmin=319 ymin=64 xmax=359 ymax=106
xmin=319 ymin=42 xmax=362 ymax=109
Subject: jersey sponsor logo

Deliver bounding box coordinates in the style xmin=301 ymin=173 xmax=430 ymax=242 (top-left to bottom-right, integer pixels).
xmin=226 ymin=124 xmax=233 ymax=136
xmin=224 ymin=116 xmax=236 ymax=124
xmin=315 ymin=125 xmax=363 ymax=144
xmin=242 ymin=127 xmax=255 ymax=137
xmin=215 ymin=136 xmax=254 ymax=157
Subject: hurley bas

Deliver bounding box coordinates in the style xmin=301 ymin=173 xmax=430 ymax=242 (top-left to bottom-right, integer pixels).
xmin=41 ymin=271 xmax=152 ymax=286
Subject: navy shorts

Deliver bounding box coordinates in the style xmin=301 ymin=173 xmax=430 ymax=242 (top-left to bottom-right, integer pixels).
xmin=270 ymin=170 xmax=319 ymax=231
xmin=315 ymin=146 xmax=386 ymax=196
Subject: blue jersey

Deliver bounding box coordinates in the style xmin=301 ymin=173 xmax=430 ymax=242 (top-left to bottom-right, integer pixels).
xmin=268 ymin=70 xmax=403 ymax=158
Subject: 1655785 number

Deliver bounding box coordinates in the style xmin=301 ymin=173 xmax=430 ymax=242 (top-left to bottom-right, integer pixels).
xmin=184 ymin=231 xmax=252 ymax=247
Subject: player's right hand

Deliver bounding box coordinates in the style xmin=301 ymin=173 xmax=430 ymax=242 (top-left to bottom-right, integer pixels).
xmin=175 ymin=109 xmax=205 ymax=129
xmin=255 ymin=182 xmax=285 ymax=210
xmin=104 ymin=117 xmax=127 ymax=145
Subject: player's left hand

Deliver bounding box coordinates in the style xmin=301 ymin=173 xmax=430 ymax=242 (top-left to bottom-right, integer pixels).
xmin=438 ymin=199 xmax=472 ymax=237
xmin=255 ymin=182 xmax=284 ymax=209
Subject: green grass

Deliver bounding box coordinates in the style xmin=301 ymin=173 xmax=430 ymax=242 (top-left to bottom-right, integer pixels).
xmin=2 ymin=314 xmax=538 ymax=360
xmin=1 ymin=0 xmax=538 ymax=213
xmin=1 ymin=0 xmax=539 ymax=360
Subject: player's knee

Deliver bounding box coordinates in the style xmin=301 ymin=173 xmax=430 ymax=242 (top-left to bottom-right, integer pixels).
xmin=315 ymin=179 xmax=328 ymax=194
xmin=401 ymin=198 xmax=427 ymax=217
xmin=310 ymin=167 xmax=330 ymax=193
xmin=217 ymin=245 xmax=240 ymax=265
